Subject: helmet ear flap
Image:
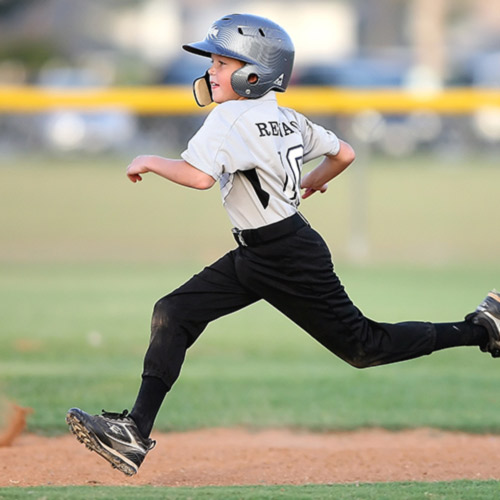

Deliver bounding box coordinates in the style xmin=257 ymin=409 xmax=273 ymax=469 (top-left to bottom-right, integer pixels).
xmin=193 ymin=71 xmax=213 ymax=107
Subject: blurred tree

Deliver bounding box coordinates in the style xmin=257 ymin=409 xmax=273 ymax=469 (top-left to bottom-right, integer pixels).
xmin=0 ymin=40 xmax=59 ymax=79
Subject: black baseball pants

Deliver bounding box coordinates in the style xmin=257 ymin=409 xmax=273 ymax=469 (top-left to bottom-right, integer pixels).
xmin=141 ymin=215 xmax=436 ymax=390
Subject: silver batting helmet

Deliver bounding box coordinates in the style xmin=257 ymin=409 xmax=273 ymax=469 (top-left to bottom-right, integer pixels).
xmin=182 ymin=13 xmax=295 ymax=106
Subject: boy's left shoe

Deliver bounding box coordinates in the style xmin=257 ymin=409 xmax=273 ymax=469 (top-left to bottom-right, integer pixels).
xmin=466 ymin=290 xmax=500 ymax=357
xmin=66 ymin=408 xmax=155 ymax=476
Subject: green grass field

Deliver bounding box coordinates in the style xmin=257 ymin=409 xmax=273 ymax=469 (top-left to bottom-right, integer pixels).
xmin=1 ymin=153 xmax=500 ymax=498
xmin=1 ymin=481 xmax=500 ymax=500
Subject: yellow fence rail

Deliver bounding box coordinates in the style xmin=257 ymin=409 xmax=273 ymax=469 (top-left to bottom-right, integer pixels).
xmin=1 ymin=85 xmax=499 ymax=114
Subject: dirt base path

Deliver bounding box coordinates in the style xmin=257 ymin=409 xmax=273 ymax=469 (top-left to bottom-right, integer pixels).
xmin=2 ymin=428 xmax=500 ymax=487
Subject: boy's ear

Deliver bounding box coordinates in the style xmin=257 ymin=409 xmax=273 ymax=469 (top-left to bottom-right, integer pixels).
xmin=193 ymin=71 xmax=213 ymax=107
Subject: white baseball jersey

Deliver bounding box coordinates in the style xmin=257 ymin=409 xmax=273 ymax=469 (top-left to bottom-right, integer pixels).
xmin=181 ymin=92 xmax=340 ymax=230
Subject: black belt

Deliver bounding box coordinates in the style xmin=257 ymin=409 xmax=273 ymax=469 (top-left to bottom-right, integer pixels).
xmin=232 ymin=213 xmax=309 ymax=247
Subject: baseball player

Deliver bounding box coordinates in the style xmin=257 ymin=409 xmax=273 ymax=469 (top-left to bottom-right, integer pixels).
xmin=66 ymin=13 xmax=500 ymax=476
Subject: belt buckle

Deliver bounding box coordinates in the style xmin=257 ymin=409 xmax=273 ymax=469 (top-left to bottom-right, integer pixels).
xmin=232 ymin=228 xmax=248 ymax=247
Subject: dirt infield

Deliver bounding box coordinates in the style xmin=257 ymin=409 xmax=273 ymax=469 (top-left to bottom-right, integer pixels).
xmin=1 ymin=427 xmax=500 ymax=487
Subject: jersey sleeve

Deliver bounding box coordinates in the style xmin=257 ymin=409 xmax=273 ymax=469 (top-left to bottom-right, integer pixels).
xmin=181 ymin=103 xmax=256 ymax=180
xmin=298 ymin=114 xmax=341 ymax=163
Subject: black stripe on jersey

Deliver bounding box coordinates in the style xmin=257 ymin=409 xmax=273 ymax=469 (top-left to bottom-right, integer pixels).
xmin=242 ymin=169 xmax=270 ymax=209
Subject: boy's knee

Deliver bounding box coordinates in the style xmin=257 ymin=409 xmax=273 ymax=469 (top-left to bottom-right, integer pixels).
xmin=151 ymin=295 xmax=195 ymax=333
xmin=346 ymin=357 xmax=374 ymax=369
xmin=151 ymin=294 xmax=205 ymax=349
xmin=152 ymin=296 xmax=175 ymax=329
xmin=340 ymin=347 xmax=380 ymax=369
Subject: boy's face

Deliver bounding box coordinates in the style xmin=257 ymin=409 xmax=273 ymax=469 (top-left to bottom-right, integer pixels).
xmin=208 ymin=54 xmax=246 ymax=104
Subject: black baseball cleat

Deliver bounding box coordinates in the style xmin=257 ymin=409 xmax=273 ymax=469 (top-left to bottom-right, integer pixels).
xmin=466 ymin=290 xmax=500 ymax=357
xmin=66 ymin=408 xmax=155 ymax=476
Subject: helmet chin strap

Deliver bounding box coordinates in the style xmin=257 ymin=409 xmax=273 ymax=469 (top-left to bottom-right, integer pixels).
xmin=193 ymin=71 xmax=213 ymax=107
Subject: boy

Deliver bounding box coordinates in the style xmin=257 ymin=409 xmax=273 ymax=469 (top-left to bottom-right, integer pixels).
xmin=66 ymin=13 xmax=500 ymax=476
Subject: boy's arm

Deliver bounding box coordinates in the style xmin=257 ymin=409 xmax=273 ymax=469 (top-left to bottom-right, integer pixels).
xmin=127 ymin=155 xmax=216 ymax=190
xmin=301 ymin=140 xmax=355 ymax=199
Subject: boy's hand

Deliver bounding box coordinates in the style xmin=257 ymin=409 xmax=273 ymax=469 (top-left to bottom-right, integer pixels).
xmin=126 ymin=156 xmax=149 ymax=183
xmin=301 ymin=183 xmax=328 ymax=200
xmin=300 ymin=141 xmax=355 ymax=200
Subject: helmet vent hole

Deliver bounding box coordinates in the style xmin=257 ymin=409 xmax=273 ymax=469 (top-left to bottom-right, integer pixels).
xmin=258 ymin=28 xmax=266 ymax=37
xmin=248 ymin=73 xmax=259 ymax=84
xmin=238 ymin=27 xmax=244 ymax=34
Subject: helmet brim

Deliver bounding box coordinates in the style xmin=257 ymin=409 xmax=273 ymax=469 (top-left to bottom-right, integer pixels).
xmin=182 ymin=41 xmax=254 ymax=65
xmin=182 ymin=42 xmax=211 ymax=58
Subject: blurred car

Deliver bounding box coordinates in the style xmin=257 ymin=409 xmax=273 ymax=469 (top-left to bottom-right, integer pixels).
xmin=293 ymin=57 xmax=410 ymax=87
xmin=37 ymin=67 xmax=137 ymax=153
xmin=158 ymin=54 xmax=210 ymax=86
xmin=292 ymin=57 xmax=444 ymax=156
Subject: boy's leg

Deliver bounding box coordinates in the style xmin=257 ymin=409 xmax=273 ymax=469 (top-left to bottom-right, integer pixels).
xmin=236 ymin=226 xmax=490 ymax=368
xmin=433 ymin=321 xmax=488 ymax=351
xmin=139 ymin=250 xmax=259 ymax=389
xmin=67 ymin=250 xmax=258 ymax=474
xmin=129 ymin=376 xmax=168 ymax=439
xmin=129 ymin=250 xmax=258 ymax=438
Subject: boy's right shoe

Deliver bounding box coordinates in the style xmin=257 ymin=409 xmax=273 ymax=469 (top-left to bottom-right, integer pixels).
xmin=466 ymin=290 xmax=500 ymax=357
xmin=66 ymin=408 xmax=155 ymax=476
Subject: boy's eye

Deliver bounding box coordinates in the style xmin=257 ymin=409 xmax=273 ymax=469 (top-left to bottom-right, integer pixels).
xmin=209 ymin=58 xmax=227 ymax=68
